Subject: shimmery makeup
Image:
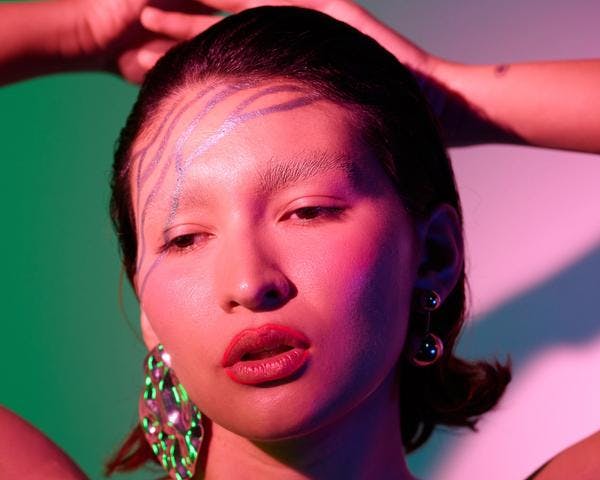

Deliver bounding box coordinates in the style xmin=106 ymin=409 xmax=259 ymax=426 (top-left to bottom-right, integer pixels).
xmin=164 ymin=94 xmax=322 ymax=228
xmin=135 ymin=82 xmax=256 ymax=277
xmin=136 ymin=84 xmax=323 ymax=300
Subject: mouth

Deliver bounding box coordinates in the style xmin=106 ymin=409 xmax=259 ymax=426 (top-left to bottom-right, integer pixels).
xmin=221 ymin=324 xmax=311 ymax=385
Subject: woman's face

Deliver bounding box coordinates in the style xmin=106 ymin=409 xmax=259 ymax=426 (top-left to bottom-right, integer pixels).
xmin=130 ymin=79 xmax=421 ymax=440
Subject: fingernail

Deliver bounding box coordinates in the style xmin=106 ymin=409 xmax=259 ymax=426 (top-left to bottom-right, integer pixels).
xmin=137 ymin=50 xmax=162 ymax=69
xmin=140 ymin=7 xmax=157 ymax=28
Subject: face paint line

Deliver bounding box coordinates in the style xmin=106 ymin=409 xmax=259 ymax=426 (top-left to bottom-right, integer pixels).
xmin=135 ymin=81 xmax=263 ymax=276
xmin=137 ymin=86 xmax=321 ymax=292
xmin=166 ymin=93 xmax=322 ymax=232
xmin=167 ymin=86 xmax=314 ymax=227
xmin=136 ymin=84 xmax=220 ymax=226
xmin=129 ymin=94 xmax=186 ymax=181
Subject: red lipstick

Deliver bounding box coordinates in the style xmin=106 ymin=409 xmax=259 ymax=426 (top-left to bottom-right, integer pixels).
xmin=222 ymin=324 xmax=311 ymax=385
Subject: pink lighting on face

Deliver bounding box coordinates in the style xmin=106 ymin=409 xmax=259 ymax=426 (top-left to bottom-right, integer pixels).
xmin=134 ymin=82 xmax=419 ymax=454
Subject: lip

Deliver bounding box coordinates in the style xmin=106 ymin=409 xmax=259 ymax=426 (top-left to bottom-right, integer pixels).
xmin=221 ymin=324 xmax=311 ymax=385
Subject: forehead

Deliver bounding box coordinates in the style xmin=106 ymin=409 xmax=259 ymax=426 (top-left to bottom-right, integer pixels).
xmin=138 ymin=79 xmax=364 ymax=148
xmin=129 ymin=79 xmax=377 ymax=213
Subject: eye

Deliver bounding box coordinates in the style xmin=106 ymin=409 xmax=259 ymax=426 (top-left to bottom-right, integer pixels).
xmin=287 ymin=206 xmax=345 ymax=223
xmin=159 ymin=232 xmax=210 ymax=255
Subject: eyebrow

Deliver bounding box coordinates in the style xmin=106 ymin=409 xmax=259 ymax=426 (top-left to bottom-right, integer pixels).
xmin=256 ymin=149 xmax=361 ymax=197
xmin=148 ymin=149 xmax=362 ymax=225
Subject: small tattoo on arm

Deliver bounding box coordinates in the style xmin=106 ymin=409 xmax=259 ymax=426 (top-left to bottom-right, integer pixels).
xmin=494 ymin=64 xmax=510 ymax=77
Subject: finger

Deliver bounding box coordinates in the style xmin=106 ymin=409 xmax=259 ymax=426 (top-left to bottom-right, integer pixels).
xmin=135 ymin=38 xmax=177 ymax=70
xmin=149 ymin=0 xmax=219 ymax=16
xmin=116 ymin=38 xmax=177 ymax=84
xmin=117 ymin=49 xmax=148 ymax=85
xmin=141 ymin=6 xmax=223 ymax=40
xmin=192 ymin=0 xmax=294 ymax=14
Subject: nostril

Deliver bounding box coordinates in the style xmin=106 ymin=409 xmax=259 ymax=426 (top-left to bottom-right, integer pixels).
xmin=263 ymin=288 xmax=283 ymax=307
xmin=223 ymin=277 xmax=295 ymax=312
xmin=265 ymin=289 xmax=280 ymax=300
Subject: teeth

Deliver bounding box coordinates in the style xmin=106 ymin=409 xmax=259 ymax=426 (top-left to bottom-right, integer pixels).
xmin=242 ymin=345 xmax=292 ymax=361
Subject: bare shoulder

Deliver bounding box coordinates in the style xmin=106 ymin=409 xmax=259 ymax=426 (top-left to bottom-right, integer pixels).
xmin=527 ymin=430 xmax=600 ymax=480
xmin=0 ymin=405 xmax=88 ymax=479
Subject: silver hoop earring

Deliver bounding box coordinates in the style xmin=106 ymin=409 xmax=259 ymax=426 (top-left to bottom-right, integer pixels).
xmin=410 ymin=290 xmax=444 ymax=367
xmin=139 ymin=344 xmax=204 ymax=479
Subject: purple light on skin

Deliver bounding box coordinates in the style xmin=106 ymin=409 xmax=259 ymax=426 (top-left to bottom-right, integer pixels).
xmin=137 ymin=89 xmax=323 ymax=301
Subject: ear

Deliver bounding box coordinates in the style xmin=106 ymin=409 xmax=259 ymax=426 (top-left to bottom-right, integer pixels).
xmin=413 ymin=203 xmax=464 ymax=303
xmin=140 ymin=307 xmax=160 ymax=350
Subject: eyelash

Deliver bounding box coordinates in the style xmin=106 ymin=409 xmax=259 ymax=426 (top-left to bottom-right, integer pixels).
xmin=159 ymin=206 xmax=345 ymax=255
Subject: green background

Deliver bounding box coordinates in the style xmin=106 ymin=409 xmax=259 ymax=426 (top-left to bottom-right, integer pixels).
xmin=0 ymin=73 xmax=151 ymax=477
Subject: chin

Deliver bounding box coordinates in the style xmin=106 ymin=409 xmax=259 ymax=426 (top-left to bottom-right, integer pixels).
xmin=207 ymin=390 xmax=334 ymax=443
xmin=226 ymin=406 xmax=321 ymax=442
xmin=224 ymin=389 xmax=367 ymax=448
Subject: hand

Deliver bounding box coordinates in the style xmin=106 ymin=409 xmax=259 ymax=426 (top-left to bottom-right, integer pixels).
xmin=138 ymin=0 xmax=437 ymax=76
xmin=66 ymin=0 xmax=217 ymax=83
xmin=140 ymin=0 xmax=598 ymax=152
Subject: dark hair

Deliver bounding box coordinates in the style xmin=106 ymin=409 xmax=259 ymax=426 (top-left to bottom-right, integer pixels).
xmin=106 ymin=5 xmax=510 ymax=475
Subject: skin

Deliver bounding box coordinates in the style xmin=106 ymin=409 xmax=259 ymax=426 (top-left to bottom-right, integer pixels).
xmin=530 ymin=430 xmax=600 ymax=480
xmin=131 ymin=79 xmax=463 ymax=479
xmin=0 ymin=406 xmax=86 ymax=480
xmin=0 ymin=0 xmax=216 ymax=85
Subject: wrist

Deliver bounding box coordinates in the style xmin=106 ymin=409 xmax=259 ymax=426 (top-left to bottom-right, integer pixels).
xmin=0 ymin=0 xmax=97 ymax=83
xmin=52 ymin=0 xmax=106 ymax=71
xmin=424 ymin=58 xmax=464 ymax=93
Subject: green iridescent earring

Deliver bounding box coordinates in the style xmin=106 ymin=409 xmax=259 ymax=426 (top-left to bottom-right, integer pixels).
xmin=139 ymin=344 xmax=204 ymax=480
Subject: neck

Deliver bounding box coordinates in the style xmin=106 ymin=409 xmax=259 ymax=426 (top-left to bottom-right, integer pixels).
xmin=197 ymin=370 xmax=416 ymax=480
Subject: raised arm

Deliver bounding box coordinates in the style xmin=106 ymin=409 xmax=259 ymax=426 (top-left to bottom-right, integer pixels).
xmin=0 ymin=1 xmax=81 ymax=85
xmin=139 ymin=0 xmax=600 ymax=154
xmin=0 ymin=0 xmax=213 ymax=85
xmin=2 ymin=0 xmax=598 ymax=153
xmin=432 ymin=59 xmax=600 ymax=153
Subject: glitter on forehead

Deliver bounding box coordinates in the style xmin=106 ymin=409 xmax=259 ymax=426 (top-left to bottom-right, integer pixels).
xmin=136 ymin=84 xmax=324 ymax=301
xmin=135 ymin=81 xmax=266 ymax=284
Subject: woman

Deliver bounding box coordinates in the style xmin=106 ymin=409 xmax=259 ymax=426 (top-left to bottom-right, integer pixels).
xmin=105 ymin=6 xmax=511 ymax=477
xmin=0 ymin=1 xmax=598 ymax=479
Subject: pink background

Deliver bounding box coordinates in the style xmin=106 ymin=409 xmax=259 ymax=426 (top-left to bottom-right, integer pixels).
xmin=367 ymin=0 xmax=600 ymax=478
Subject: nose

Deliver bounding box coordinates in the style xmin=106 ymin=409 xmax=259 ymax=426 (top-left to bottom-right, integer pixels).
xmin=215 ymin=233 xmax=294 ymax=313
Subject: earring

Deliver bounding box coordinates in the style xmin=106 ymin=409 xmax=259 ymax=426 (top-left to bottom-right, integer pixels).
xmin=411 ymin=290 xmax=444 ymax=367
xmin=139 ymin=344 xmax=204 ymax=480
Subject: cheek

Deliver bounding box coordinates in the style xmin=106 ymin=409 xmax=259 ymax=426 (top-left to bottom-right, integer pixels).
xmin=287 ymin=210 xmax=417 ymax=370
xmin=140 ymin=269 xmax=233 ymax=413
xmin=299 ymin=212 xmax=414 ymax=317
xmin=140 ymin=263 xmax=218 ymax=358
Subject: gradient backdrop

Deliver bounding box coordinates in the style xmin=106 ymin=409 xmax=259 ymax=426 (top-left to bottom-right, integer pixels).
xmin=1 ymin=1 xmax=599 ymax=479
